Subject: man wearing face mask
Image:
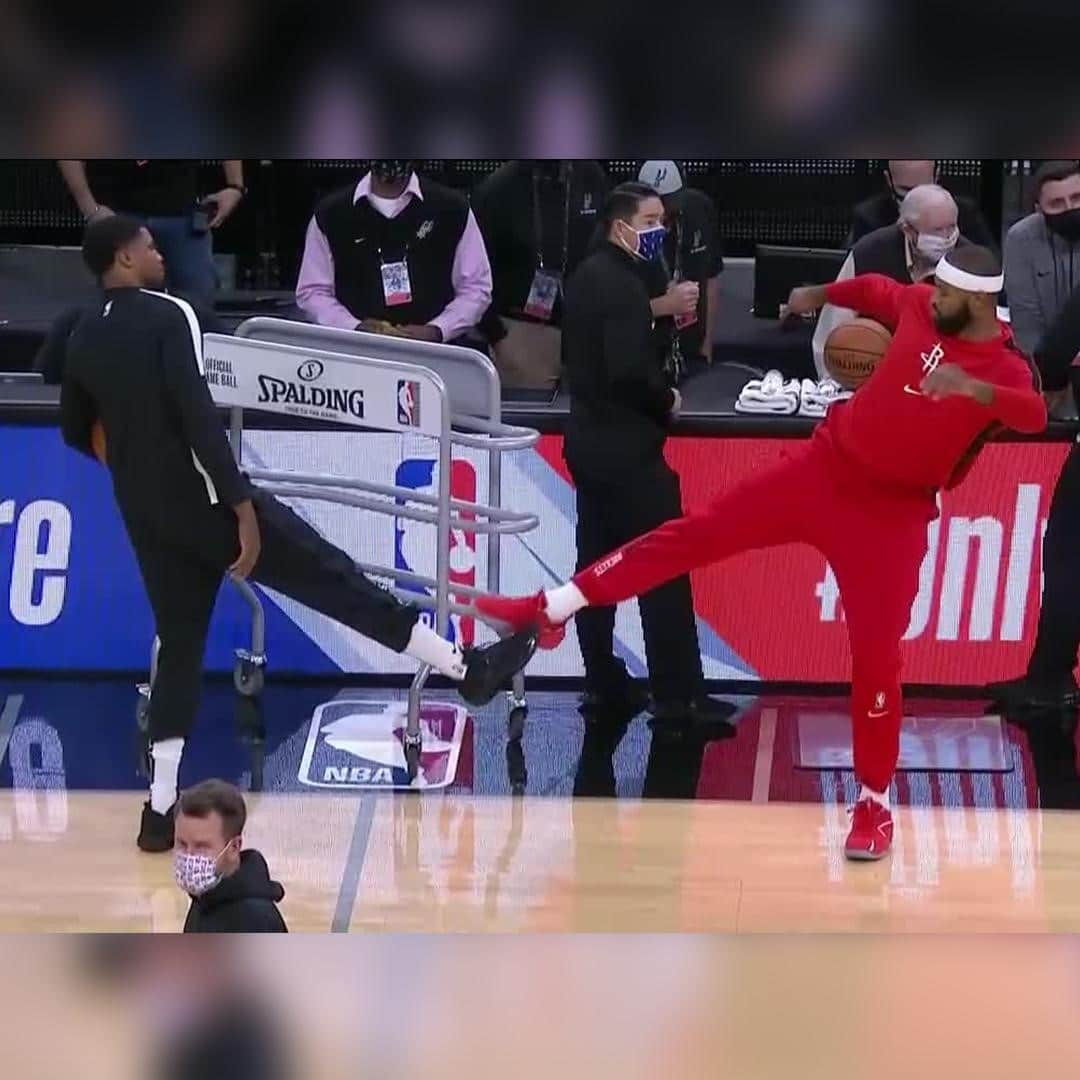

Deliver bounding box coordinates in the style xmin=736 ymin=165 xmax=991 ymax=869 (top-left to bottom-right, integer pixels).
xmin=814 ymin=185 xmax=970 ymax=378
xmin=558 ymin=182 xmax=730 ymax=726
xmin=175 ymin=779 xmax=287 ymax=933
xmin=637 ymin=160 xmax=724 ymax=384
xmin=296 ymin=159 xmax=493 ymax=344
xmin=848 ymin=159 xmax=996 ymax=249
xmin=1003 ymin=160 xmax=1080 ymax=357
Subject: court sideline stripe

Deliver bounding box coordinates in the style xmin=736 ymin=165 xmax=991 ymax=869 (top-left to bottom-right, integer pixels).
xmin=331 ymin=794 xmax=378 ymax=933
xmin=751 ymin=707 xmax=778 ymax=804
xmin=0 ymin=695 xmax=22 ymax=769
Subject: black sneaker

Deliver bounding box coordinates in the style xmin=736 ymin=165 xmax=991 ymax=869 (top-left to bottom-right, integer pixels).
xmin=984 ymin=674 xmax=1080 ymax=710
xmin=458 ymin=630 xmax=538 ymax=707
xmin=579 ymin=679 xmax=652 ymax=719
xmin=137 ymin=802 xmax=175 ymax=853
xmin=651 ymin=695 xmax=738 ymax=738
xmin=653 ymin=694 xmax=738 ymax=722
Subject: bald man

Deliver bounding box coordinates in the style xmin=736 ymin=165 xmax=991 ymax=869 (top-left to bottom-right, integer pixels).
xmin=479 ymin=246 xmax=1045 ymax=863
xmin=849 ymin=159 xmax=996 ymax=250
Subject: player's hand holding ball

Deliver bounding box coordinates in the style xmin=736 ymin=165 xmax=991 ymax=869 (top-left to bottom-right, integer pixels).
xmin=920 ymin=363 xmax=977 ymax=401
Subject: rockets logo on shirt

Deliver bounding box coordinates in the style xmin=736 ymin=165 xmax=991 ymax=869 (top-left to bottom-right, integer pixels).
xmin=904 ymin=341 xmax=945 ymax=397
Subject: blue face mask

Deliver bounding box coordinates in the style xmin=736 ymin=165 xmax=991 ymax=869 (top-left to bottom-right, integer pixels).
xmin=620 ymin=220 xmax=666 ymax=261
xmin=633 ymin=224 xmax=667 ymax=262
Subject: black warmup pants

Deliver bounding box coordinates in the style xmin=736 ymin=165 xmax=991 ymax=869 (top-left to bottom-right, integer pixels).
xmin=569 ymin=456 xmax=705 ymax=705
xmin=134 ymin=491 xmax=418 ymax=742
xmin=1028 ymin=443 xmax=1080 ymax=681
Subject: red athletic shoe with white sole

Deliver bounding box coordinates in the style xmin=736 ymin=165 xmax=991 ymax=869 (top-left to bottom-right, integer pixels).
xmin=474 ymin=590 xmax=567 ymax=650
xmin=844 ymin=797 xmax=894 ymax=861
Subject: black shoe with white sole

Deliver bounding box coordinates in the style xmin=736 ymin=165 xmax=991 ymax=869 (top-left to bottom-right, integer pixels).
xmin=458 ymin=630 xmax=538 ymax=707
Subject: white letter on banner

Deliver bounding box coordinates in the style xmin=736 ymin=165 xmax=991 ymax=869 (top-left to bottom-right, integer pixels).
xmin=9 ymin=501 xmax=72 ymax=627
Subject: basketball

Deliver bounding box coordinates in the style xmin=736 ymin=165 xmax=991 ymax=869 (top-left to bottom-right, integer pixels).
xmin=823 ymin=318 xmax=893 ymax=389
xmin=90 ymin=419 xmax=107 ymax=464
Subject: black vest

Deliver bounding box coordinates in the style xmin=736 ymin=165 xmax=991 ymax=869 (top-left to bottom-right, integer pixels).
xmin=852 ymin=223 xmax=972 ymax=283
xmin=314 ymin=179 xmax=469 ymax=325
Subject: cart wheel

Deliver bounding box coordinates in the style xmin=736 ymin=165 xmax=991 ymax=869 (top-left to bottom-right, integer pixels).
xmin=507 ymin=705 xmax=527 ymax=743
xmin=234 ymin=656 xmax=265 ymax=698
xmin=405 ymin=741 xmax=421 ymax=782
xmin=135 ymin=692 xmax=151 ymax=734
xmin=134 ymin=692 xmax=152 ymax=780
xmin=506 ymin=736 xmax=527 ymax=795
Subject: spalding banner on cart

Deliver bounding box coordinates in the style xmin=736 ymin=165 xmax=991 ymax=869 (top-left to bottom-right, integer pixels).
xmin=202 ymin=335 xmax=444 ymax=437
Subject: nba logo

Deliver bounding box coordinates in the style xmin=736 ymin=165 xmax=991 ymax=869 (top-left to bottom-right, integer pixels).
xmin=298 ymin=699 xmax=469 ymax=789
xmin=397 ymin=379 xmax=421 ymax=427
xmin=395 ymin=458 xmax=477 ymax=646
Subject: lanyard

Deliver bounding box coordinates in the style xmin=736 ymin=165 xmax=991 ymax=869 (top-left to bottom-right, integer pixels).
xmin=532 ymin=164 xmax=572 ymax=277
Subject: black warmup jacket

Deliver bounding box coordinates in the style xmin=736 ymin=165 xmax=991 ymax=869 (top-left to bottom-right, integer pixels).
xmin=59 ymin=287 xmax=251 ymax=550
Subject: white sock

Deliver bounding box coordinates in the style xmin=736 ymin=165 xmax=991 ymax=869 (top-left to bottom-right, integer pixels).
xmin=544 ymin=582 xmax=587 ymax=624
xmin=859 ymin=784 xmax=890 ymax=810
xmin=405 ymin=622 xmax=466 ymax=681
xmin=150 ymin=738 xmax=184 ymax=814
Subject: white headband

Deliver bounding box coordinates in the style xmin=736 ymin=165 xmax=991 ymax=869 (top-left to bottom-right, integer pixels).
xmin=935 ymin=255 xmax=1003 ymax=293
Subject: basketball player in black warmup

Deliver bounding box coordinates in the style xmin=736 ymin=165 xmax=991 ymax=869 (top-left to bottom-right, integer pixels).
xmin=59 ymin=216 xmax=536 ymax=852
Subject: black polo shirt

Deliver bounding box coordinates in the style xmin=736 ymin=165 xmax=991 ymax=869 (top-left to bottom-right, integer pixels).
xmin=642 ymin=186 xmax=724 ymax=368
xmin=472 ymin=160 xmax=611 ymax=331
xmin=86 ymin=160 xmax=202 ymax=217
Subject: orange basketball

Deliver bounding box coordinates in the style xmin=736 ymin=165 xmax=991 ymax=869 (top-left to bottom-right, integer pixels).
xmin=90 ymin=419 xmax=107 ymax=464
xmin=824 ymin=318 xmax=893 ymax=389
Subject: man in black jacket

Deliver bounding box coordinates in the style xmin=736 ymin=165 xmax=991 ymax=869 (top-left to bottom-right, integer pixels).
xmin=175 ymin=779 xmax=286 ymax=932
xmin=560 ymin=182 xmax=730 ymax=725
xmin=987 ymin=285 xmax=1080 ymax=711
xmin=60 ymin=216 xmax=536 ymax=852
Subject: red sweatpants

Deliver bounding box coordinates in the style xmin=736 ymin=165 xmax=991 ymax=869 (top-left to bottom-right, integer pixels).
xmin=573 ymin=433 xmax=936 ymax=793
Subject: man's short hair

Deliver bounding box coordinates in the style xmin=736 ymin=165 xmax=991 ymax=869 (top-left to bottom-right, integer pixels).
xmin=177 ymin=779 xmax=247 ymax=840
xmin=81 ymin=214 xmax=144 ymax=277
xmin=1033 ymin=160 xmax=1080 ymax=196
xmin=945 ymin=244 xmax=1001 ymax=279
xmin=601 ymin=181 xmax=660 ymax=230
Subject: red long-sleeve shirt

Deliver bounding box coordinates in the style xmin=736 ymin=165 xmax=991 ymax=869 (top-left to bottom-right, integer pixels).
xmin=821 ymin=274 xmax=1046 ymax=491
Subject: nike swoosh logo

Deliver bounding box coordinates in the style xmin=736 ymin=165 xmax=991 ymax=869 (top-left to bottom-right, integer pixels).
xmin=903 ymin=385 xmax=924 ymax=396
xmin=867 ymin=709 xmax=889 ymax=719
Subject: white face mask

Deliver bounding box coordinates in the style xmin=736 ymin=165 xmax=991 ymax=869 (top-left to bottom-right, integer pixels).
xmin=174 ymin=842 xmax=231 ymax=896
xmin=915 ymin=228 xmax=958 ymax=262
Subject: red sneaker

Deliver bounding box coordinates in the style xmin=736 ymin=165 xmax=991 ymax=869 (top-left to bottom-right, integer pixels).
xmin=844 ymin=798 xmax=893 ymax=861
xmin=474 ymin=590 xmax=567 ymax=650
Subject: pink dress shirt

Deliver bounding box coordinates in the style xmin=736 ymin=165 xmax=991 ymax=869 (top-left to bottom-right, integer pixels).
xmin=295 ymin=171 xmax=493 ymax=341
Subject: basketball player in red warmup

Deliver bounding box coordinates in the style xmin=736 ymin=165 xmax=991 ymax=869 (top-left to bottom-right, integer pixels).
xmin=478 ymin=246 xmax=1046 ymax=860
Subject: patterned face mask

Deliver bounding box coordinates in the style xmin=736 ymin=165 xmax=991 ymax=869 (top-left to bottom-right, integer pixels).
xmin=174 ymin=843 xmax=230 ymax=896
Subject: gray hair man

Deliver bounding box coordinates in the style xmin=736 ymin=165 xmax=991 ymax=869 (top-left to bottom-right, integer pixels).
xmin=813 ymin=185 xmax=962 ymax=378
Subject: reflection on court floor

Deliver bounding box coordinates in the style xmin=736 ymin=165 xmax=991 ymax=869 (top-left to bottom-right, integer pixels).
xmin=1 ymin=682 xmax=1078 ymax=931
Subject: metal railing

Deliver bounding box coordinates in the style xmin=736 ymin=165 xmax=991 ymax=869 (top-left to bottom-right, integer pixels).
xmin=199 ymin=319 xmax=540 ymax=778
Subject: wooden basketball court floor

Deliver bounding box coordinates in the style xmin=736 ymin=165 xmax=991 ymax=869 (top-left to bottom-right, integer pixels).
xmin=2 ymin=681 xmax=1080 ymax=933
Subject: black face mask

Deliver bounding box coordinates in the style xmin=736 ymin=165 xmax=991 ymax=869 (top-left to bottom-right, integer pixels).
xmin=1044 ymin=207 xmax=1080 ymax=242
xmin=370 ymin=160 xmax=413 ymax=185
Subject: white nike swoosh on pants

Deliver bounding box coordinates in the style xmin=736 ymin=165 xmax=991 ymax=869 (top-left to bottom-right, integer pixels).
xmin=903 ymin=385 xmax=924 ymax=396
